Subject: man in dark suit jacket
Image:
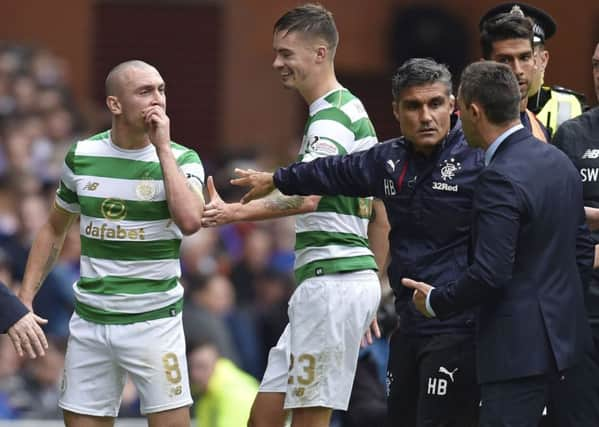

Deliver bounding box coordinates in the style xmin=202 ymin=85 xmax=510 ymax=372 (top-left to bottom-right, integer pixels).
xmin=1 ymin=282 xmax=48 ymax=359
xmin=402 ymin=61 xmax=596 ymax=427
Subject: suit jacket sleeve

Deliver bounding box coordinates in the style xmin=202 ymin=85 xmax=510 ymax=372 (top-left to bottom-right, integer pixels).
xmin=430 ymin=169 xmax=517 ymax=319
xmin=0 ymin=283 xmax=29 ymax=333
xmin=274 ymin=150 xmax=380 ymax=198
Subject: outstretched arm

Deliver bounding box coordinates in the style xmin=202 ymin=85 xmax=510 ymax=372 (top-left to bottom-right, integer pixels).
xmin=201 ymin=175 xmax=320 ymax=227
xmin=234 ymin=149 xmax=380 ymax=205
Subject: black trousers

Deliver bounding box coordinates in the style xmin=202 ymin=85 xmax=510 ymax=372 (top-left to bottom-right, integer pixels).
xmin=481 ymin=354 xmax=599 ymax=427
xmin=386 ymin=332 xmax=479 ymax=427
xmin=479 ymin=374 xmax=549 ymax=427
xmin=540 ymin=334 xmax=599 ymax=427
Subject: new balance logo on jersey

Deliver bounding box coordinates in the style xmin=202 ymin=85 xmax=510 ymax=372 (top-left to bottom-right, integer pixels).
xmin=581 ymin=168 xmax=599 ymax=182
xmin=83 ymin=181 xmax=100 ymax=191
xmin=582 ymin=149 xmax=599 ymax=159
xmin=438 ymin=366 xmax=458 ymax=383
xmin=432 ymin=182 xmax=458 ymax=192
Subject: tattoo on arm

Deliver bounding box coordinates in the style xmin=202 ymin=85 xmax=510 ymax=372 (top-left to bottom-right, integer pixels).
xmin=36 ymin=245 xmax=59 ymax=291
xmin=264 ymin=191 xmax=305 ymax=212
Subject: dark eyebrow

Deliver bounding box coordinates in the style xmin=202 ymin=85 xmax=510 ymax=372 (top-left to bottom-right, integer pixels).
xmin=402 ymin=99 xmax=422 ymax=107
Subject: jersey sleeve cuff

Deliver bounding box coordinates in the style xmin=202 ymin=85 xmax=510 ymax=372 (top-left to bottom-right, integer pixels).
xmin=425 ymin=289 xmax=437 ymax=317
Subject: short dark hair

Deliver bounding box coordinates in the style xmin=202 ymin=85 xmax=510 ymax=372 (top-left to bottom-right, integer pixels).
xmin=391 ymin=58 xmax=452 ymax=101
xmin=459 ymin=61 xmax=520 ymax=125
xmin=480 ymin=13 xmax=534 ymax=59
xmin=274 ymin=3 xmax=339 ymax=57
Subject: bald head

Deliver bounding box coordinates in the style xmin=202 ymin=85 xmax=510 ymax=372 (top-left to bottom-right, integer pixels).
xmin=105 ymin=60 xmax=157 ymax=96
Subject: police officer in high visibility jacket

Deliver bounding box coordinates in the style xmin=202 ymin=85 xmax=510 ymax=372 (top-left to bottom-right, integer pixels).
xmin=480 ymin=2 xmax=585 ymax=137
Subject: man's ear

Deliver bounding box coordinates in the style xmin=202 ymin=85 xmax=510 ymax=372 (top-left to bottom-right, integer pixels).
xmin=469 ymin=102 xmax=482 ymax=122
xmin=391 ymin=101 xmax=401 ymax=123
xmin=541 ymin=49 xmax=549 ymax=69
xmin=314 ymin=45 xmax=327 ymax=64
xmin=106 ymin=96 xmax=121 ymax=115
xmin=449 ymin=94 xmax=455 ymax=111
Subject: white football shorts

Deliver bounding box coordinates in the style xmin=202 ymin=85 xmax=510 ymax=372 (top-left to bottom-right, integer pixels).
xmin=58 ymin=312 xmax=192 ymax=416
xmin=259 ymin=270 xmax=381 ymax=410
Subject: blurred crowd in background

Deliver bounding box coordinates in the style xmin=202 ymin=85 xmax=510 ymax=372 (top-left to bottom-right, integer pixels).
xmin=0 ymin=42 xmax=391 ymax=424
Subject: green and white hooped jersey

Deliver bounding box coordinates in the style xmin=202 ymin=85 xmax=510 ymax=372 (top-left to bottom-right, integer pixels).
xmin=55 ymin=130 xmax=205 ymax=325
xmin=294 ymin=88 xmax=378 ymax=284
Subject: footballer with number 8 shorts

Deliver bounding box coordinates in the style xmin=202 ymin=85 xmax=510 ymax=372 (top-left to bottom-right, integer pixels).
xmin=13 ymin=60 xmax=205 ymax=427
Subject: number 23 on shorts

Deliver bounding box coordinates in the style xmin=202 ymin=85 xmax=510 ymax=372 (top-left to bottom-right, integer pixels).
xmin=288 ymin=353 xmax=316 ymax=385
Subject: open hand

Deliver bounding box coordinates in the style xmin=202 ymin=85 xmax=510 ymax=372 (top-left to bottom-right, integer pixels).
xmin=230 ymin=168 xmax=275 ymax=204
xmin=201 ymin=176 xmax=236 ymax=226
xmin=7 ymin=312 xmax=48 ymax=359
xmin=361 ymin=317 xmax=381 ymax=348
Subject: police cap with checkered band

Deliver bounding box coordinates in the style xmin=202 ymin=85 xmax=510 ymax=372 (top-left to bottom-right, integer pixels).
xmin=479 ymin=3 xmax=557 ymax=44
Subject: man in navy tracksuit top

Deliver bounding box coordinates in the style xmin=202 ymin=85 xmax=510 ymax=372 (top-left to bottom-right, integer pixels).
xmin=233 ymin=58 xmax=484 ymax=426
